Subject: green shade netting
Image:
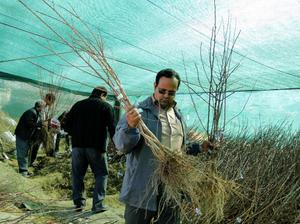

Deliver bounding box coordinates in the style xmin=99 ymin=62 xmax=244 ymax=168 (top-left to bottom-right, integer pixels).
xmin=0 ymin=0 xmax=299 ymax=131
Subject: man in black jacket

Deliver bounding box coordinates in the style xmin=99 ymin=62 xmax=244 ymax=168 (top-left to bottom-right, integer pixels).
xmin=65 ymin=86 xmax=115 ymax=213
xmin=15 ymin=100 xmax=46 ymax=177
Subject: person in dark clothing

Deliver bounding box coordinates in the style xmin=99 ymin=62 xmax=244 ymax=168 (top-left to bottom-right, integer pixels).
xmin=64 ymin=86 xmax=115 ymax=213
xmin=15 ymin=100 xmax=46 ymax=177
xmin=54 ymin=111 xmax=70 ymax=154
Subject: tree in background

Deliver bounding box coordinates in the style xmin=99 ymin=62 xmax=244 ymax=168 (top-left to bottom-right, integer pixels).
xmin=185 ymin=0 xmax=241 ymax=144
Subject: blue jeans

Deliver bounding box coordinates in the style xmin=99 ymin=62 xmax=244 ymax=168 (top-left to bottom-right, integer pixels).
xmin=71 ymin=147 xmax=108 ymax=208
xmin=16 ymin=136 xmax=30 ymax=174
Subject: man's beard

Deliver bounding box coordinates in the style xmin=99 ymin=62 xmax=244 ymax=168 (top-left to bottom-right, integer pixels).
xmin=159 ymin=99 xmax=172 ymax=110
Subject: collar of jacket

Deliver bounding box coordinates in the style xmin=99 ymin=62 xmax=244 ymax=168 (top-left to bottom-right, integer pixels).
xmin=32 ymin=107 xmax=39 ymax=115
xmin=89 ymin=95 xmax=102 ymax=100
xmin=137 ymin=96 xmax=182 ymax=120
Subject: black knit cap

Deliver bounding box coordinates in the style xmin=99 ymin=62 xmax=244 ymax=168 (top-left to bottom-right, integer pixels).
xmin=90 ymin=86 xmax=108 ymax=98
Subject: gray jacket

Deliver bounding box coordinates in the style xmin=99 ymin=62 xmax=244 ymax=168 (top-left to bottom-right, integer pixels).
xmin=113 ymin=96 xmax=187 ymax=211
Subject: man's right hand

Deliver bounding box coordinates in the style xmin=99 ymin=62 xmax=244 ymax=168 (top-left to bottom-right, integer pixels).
xmin=125 ymin=106 xmax=141 ymax=128
xmin=42 ymin=121 xmax=48 ymax=127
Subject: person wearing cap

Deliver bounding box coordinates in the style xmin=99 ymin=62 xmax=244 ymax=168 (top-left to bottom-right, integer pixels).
xmin=15 ymin=100 xmax=46 ymax=177
xmin=64 ymin=86 xmax=115 ymax=213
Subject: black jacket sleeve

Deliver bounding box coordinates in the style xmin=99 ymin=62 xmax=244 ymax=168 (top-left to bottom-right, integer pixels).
xmin=186 ymin=142 xmax=202 ymax=156
xmin=106 ymin=104 xmax=116 ymax=139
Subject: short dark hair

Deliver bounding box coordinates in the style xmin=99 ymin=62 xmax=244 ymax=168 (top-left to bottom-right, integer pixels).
xmin=90 ymin=86 xmax=108 ymax=98
xmin=34 ymin=100 xmax=46 ymax=109
xmin=155 ymin=68 xmax=181 ymax=89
